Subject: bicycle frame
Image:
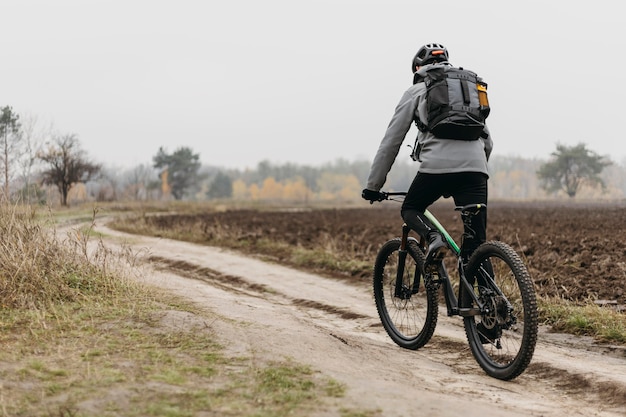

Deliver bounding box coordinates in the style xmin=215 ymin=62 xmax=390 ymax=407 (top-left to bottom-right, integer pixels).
xmin=423 ymin=210 xmax=460 ymax=255
xmin=388 ymin=195 xmax=495 ymax=318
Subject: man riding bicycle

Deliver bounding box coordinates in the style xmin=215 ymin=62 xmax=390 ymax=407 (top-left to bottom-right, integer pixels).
xmin=362 ymin=43 xmax=493 ymax=265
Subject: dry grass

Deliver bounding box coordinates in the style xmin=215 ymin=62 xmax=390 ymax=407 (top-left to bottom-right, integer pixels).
xmin=0 ymin=203 xmax=354 ymax=417
xmin=0 ymin=204 xmax=137 ymax=309
xmin=540 ymin=298 xmax=626 ymax=344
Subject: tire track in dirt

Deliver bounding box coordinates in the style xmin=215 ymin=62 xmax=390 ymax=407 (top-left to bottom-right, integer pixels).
xmin=146 ymin=246 xmax=626 ymax=413
xmin=96 ymin=221 xmax=626 ymax=416
xmin=149 ymin=255 xmax=370 ymax=321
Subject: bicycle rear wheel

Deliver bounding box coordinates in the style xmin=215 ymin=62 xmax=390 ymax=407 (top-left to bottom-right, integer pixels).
xmin=373 ymin=238 xmax=438 ymax=350
xmin=462 ymin=241 xmax=538 ymax=380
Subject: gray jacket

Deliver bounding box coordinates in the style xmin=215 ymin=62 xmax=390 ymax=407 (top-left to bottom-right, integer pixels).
xmin=365 ymin=63 xmax=493 ymax=191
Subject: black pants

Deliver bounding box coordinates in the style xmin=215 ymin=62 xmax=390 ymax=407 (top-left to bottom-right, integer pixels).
xmin=401 ymin=172 xmax=488 ymax=261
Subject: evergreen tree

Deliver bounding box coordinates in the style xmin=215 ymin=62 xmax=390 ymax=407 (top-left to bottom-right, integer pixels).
xmin=153 ymin=146 xmax=201 ymax=200
xmin=207 ymin=171 xmax=233 ymax=199
xmin=0 ymin=106 xmax=22 ymax=200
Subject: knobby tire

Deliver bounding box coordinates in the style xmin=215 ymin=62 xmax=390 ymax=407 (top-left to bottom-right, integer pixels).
xmin=373 ymin=238 xmax=438 ymax=350
xmin=462 ymin=241 xmax=538 ymax=380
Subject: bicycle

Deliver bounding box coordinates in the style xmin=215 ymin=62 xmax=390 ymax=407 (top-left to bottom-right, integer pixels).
xmin=371 ymin=192 xmax=538 ymax=380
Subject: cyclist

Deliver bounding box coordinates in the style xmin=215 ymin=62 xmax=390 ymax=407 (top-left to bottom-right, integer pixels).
xmin=362 ymin=43 xmax=493 ymax=265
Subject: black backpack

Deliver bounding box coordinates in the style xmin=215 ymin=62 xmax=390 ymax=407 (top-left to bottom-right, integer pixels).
xmin=415 ymin=66 xmax=490 ymax=140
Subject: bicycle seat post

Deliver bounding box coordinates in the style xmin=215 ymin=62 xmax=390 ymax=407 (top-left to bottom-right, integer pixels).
xmin=457 ymin=204 xmax=485 ymax=228
xmin=456 ymin=204 xmax=486 ymax=262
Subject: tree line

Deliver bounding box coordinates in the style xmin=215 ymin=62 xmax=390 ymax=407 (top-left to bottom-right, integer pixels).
xmin=0 ymin=105 xmax=619 ymax=206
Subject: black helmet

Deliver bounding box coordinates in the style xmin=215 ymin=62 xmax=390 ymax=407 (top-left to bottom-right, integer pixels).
xmin=412 ymin=43 xmax=449 ymax=72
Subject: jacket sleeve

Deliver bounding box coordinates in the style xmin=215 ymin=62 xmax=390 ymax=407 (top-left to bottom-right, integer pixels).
xmin=365 ymin=89 xmax=419 ymax=191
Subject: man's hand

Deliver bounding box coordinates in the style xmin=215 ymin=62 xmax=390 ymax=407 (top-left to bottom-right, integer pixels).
xmin=362 ymin=189 xmax=385 ymax=202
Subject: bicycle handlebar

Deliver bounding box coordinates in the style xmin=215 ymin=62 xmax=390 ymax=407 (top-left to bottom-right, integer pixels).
xmin=367 ymin=191 xmax=407 ymax=204
xmin=372 ymin=192 xmax=486 ymax=214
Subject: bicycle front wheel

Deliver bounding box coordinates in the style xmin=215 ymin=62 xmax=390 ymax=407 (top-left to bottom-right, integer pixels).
xmin=462 ymin=241 xmax=538 ymax=380
xmin=373 ymin=238 xmax=438 ymax=350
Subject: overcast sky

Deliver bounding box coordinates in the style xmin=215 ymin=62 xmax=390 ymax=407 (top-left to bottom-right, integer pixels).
xmin=3 ymin=0 xmax=625 ymax=170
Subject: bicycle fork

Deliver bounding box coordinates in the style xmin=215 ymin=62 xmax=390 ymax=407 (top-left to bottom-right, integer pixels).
xmin=394 ymin=224 xmax=417 ymax=299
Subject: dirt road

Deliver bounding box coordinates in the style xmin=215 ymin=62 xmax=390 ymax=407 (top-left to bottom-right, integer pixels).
xmin=97 ymin=221 xmax=626 ymax=417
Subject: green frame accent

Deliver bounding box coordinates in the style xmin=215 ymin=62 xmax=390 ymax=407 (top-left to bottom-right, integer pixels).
xmin=424 ymin=209 xmax=461 ymax=254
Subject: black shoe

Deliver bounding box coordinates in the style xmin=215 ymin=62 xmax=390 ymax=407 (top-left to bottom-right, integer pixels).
xmin=425 ymin=232 xmax=447 ymax=265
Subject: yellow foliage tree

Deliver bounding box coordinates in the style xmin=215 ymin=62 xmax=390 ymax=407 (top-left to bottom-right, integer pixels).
xmin=282 ymin=177 xmax=310 ymax=202
xmin=249 ymin=183 xmax=261 ymax=200
xmin=160 ymin=169 xmax=171 ymax=198
xmin=316 ymin=172 xmax=361 ymax=201
xmin=259 ymin=177 xmax=283 ymax=200
xmin=338 ymin=175 xmax=361 ymax=200
xmin=233 ymin=173 xmax=362 ymax=203
xmin=232 ymin=179 xmax=249 ymax=199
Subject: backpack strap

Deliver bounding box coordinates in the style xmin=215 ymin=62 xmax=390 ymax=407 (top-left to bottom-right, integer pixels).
xmin=413 ymin=72 xmax=427 ymax=129
xmin=460 ymin=79 xmax=471 ymax=105
xmin=413 ymin=72 xmax=425 ymax=85
xmin=415 ymin=118 xmax=427 ymax=132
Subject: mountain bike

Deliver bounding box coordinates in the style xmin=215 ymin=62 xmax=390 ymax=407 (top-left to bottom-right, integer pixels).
xmin=371 ymin=192 xmax=538 ymax=380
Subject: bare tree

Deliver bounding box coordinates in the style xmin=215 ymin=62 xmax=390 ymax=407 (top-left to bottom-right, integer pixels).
xmin=124 ymin=163 xmax=156 ymax=200
xmin=17 ymin=114 xmax=51 ymax=203
xmin=0 ymin=106 xmax=22 ymax=200
xmin=38 ymin=134 xmax=101 ymax=206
